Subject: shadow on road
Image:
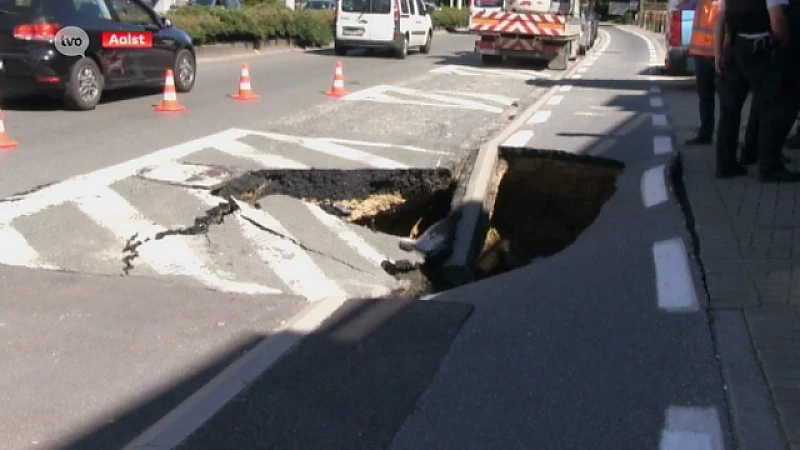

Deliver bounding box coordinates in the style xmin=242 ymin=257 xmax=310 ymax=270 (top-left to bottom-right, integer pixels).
xmin=0 ymin=86 xmax=162 ymax=112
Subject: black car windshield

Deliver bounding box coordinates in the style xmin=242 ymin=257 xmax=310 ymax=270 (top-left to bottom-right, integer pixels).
xmin=341 ymin=0 xmax=391 ymax=13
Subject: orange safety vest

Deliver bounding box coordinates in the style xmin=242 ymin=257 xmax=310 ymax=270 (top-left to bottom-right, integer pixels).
xmin=689 ymin=0 xmax=719 ymax=57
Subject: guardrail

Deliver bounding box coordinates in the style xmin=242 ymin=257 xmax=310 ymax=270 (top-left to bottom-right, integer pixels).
xmin=636 ymin=10 xmax=668 ymax=33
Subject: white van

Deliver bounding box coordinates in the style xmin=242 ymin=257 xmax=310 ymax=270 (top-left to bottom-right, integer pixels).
xmin=334 ymin=0 xmax=434 ymax=58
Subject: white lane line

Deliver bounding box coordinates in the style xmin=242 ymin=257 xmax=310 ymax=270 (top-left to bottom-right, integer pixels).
xmin=650 ymin=96 xmax=664 ymax=108
xmin=654 ymin=136 xmax=673 ymax=155
xmin=232 ymin=199 xmax=348 ymax=303
xmin=527 ymin=110 xmax=552 ymax=125
xmin=303 ymin=202 xmax=387 ymax=266
xmin=211 ymin=139 xmax=308 ymax=169
xmin=546 ymin=95 xmax=564 ymax=106
xmin=235 ymin=129 xmax=407 ymax=169
xmin=0 ymin=225 xmax=57 ymax=269
xmin=652 ymin=238 xmax=699 ymax=313
xmin=73 ymin=187 xmax=281 ymax=295
xmin=559 ymin=85 xmax=573 ymax=92
xmin=577 ymin=67 xmax=588 ymax=73
xmin=652 ymin=114 xmax=668 ymax=127
xmin=501 ymin=130 xmax=534 ymax=148
xmin=641 ymin=165 xmax=668 ymax=208
xmin=660 ymin=406 xmax=724 ymax=450
xmin=570 ymin=74 xmax=583 ymax=79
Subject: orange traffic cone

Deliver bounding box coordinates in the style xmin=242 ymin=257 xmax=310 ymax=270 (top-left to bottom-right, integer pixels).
xmin=154 ymin=69 xmax=186 ymax=113
xmin=0 ymin=107 xmax=19 ymax=150
xmin=231 ymin=62 xmax=259 ymax=101
xmin=325 ymin=61 xmax=348 ymax=98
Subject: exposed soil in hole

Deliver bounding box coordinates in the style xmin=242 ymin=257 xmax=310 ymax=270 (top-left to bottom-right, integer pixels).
xmin=476 ymin=150 xmax=624 ymax=279
xmin=212 ymin=168 xmax=457 ymax=239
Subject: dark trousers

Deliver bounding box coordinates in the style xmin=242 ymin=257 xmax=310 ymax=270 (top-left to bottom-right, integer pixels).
xmin=695 ymin=56 xmax=717 ymax=139
xmin=716 ymin=37 xmax=787 ymax=174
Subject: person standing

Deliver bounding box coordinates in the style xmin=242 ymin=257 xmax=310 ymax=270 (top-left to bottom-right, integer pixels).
xmin=713 ymin=0 xmax=800 ymax=181
xmin=684 ymin=0 xmax=721 ymax=145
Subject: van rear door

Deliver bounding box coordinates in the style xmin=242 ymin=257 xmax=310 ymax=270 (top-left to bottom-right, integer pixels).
xmin=507 ymin=0 xmax=570 ymax=14
xmin=338 ymin=0 xmax=372 ymax=41
xmin=366 ymin=0 xmax=395 ymax=42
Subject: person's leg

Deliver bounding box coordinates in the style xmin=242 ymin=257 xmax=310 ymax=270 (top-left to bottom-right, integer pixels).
xmin=716 ymin=44 xmax=750 ymax=177
xmin=741 ymin=97 xmax=759 ymax=163
xmin=687 ymin=56 xmax=717 ymax=144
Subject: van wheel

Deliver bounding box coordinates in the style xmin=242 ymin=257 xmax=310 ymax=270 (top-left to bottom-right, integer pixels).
xmin=420 ymin=30 xmax=433 ymax=54
xmin=63 ymin=57 xmax=104 ymax=111
xmin=334 ymin=41 xmax=348 ymax=56
xmin=394 ymin=35 xmax=408 ymax=59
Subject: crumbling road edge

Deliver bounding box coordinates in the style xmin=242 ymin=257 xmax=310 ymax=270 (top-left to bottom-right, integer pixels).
xmin=439 ymin=47 xmax=597 ymax=286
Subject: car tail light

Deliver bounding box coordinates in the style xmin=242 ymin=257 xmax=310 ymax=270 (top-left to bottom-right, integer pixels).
xmin=12 ymin=22 xmax=60 ymax=41
xmin=668 ymin=11 xmax=681 ymax=47
xmin=394 ymin=0 xmax=401 ymax=22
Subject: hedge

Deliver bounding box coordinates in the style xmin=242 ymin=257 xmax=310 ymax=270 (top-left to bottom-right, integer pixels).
xmin=168 ymin=4 xmax=471 ymax=48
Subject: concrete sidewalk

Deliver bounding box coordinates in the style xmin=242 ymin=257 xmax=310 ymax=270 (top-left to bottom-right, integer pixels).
xmin=663 ymin=78 xmax=800 ymax=450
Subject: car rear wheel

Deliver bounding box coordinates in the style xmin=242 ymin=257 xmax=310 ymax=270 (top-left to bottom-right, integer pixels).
xmin=334 ymin=41 xmax=348 ymax=56
xmin=174 ymin=49 xmax=196 ymax=93
xmin=63 ymin=58 xmax=104 ymax=111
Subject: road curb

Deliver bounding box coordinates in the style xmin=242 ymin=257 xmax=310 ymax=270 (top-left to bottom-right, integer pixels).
xmin=439 ymin=37 xmax=604 ymax=286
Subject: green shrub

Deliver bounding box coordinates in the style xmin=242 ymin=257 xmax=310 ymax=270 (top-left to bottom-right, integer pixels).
xmin=167 ymin=4 xmax=334 ymax=47
xmin=431 ymin=7 xmax=470 ymax=29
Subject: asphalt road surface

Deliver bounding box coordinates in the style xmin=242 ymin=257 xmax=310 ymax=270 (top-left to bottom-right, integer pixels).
xmin=172 ymin=26 xmax=734 ymax=450
xmin=0 ymin=33 xmax=562 ymax=449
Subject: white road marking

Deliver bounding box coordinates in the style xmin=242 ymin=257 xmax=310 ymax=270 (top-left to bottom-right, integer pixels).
xmin=72 ymin=186 xmax=281 ymax=295
xmin=577 ymin=67 xmax=588 ymax=73
xmin=559 ymin=85 xmax=573 ymax=92
xmin=652 ymin=238 xmax=699 ymax=312
xmin=320 ymin=138 xmax=450 ymax=155
xmin=429 ymin=64 xmax=549 ymax=80
xmin=0 ymin=225 xmax=57 ymax=269
xmin=0 ymin=129 xmax=244 ymax=225
xmin=660 ymin=406 xmax=724 ymax=450
xmin=303 ymin=202 xmax=387 ymax=266
xmin=641 ymin=165 xmax=668 ymax=208
xmin=501 ymin=130 xmax=534 ymax=148
xmin=230 ymin=129 xmax=407 ymax=169
xmin=650 ymin=96 xmax=664 ymax=107
xmin=137 ymin=162 xmax=236 ymax=187
xmin=546 ymin=95 xmax=564 ymax=106
xmin=211 ymin=139 xmax=308 ymax=169
xmin=231 ymin=199 xmax=348 ymax=303
xmin=527 ymin=110 xmax=552 ymax=125
xmin=341 ymin=85 xmax=508 ymax=113
xmin=652 ymin=114 xmax=668 ymax=127
xmin=570 ymin=74 xmax=583 ymax=79
xmin=433 ymin=90 xmax=517 ymax=105
xmin=654 ymin=136 xmax=673 ymax=155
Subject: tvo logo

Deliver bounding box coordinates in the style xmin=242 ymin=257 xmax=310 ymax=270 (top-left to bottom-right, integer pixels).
xmin=54 ymin=26 xmax=90 ymax=58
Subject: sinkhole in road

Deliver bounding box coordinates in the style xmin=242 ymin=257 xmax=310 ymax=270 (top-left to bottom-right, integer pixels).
xmin=475 ymin=149 xmax=624 ymax=280
xmin=212 ymin=167 xmax=457 ymax=241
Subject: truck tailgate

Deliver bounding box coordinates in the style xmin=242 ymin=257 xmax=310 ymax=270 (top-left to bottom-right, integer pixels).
xmin=469 ymin=12 xmax=568 ymax=35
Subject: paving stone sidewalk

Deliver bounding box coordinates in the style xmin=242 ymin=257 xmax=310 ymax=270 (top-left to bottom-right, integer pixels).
xmin=663 ymin=79 xmax=800 ymax=450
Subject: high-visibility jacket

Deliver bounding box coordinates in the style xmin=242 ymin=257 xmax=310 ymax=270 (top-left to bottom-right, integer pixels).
xmin=689 ymin=0 xmax=719 ymax=57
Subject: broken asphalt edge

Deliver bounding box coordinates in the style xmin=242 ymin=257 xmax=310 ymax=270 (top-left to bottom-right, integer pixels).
xmin=439 ymin=48 xmax=595 ymax=287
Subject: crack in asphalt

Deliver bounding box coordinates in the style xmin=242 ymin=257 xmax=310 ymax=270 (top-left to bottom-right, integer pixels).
xmin=121 ymin=196 xmax=371 ymax=276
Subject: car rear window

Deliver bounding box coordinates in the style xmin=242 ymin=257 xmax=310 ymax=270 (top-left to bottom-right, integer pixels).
xmin=341 ymin=0 xmax=391 ymax=13
xmin=0 ymin=0 xmax=92 ymax=21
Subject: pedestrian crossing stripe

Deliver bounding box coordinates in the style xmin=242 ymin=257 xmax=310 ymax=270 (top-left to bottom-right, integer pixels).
xmin=340 ymin=85 xmax=518 ymax=114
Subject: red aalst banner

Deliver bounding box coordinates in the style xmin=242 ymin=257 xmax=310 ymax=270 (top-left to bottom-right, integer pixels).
xmin=101 ymin=32 xmax=153 ymax=48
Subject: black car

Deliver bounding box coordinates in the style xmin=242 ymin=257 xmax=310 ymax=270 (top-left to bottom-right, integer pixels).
xmin=0 ymin=0 xmax=197 ymax=110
